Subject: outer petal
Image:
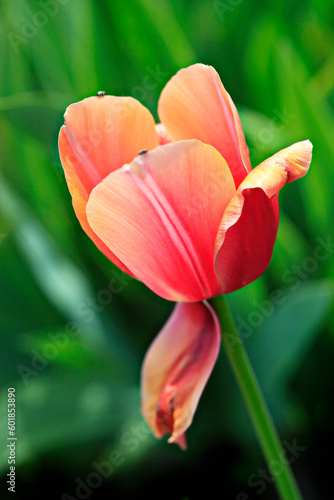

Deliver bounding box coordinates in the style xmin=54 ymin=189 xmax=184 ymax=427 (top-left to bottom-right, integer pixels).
xmin=59 ymin=96 xmax=159 ymax=272
xmin=214 ymin=141 xmax=313 ymax=293
xmin=158 ymin=63 xmax=251 ymax=188
xmin=87 ymin=140 xmax=236 ymax=301
xmin=141 ymin=301 xmax=221 ymax=449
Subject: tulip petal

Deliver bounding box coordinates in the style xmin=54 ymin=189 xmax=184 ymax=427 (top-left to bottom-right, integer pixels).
xmin=59 ymin=96 xmax=159 ymax=272
xmin=155 ymin=123 xmax=171 ymax=145
xmin=86 ymin=140 xmax=236 ymax=301
xmin=214 ymin=141 xmax=313 ymax=293
xmin=158 ymin=63 xmax=251 ymax=188
xmin=141 ymin=301 xmax=221 ymax=449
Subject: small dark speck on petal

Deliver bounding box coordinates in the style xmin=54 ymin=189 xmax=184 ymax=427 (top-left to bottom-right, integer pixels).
xmin=97 ymin=91 xmax=106 ymax=96
xmin=139 ymin=149 xmax=148 ymax=155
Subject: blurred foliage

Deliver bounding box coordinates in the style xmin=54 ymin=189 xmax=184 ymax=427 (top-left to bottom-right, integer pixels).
xmin=0 ymin=0 xmax=333 ymax=498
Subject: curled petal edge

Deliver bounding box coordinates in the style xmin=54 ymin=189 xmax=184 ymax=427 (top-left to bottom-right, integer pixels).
xmin=214 ymin=140 xmax=313 ymax=293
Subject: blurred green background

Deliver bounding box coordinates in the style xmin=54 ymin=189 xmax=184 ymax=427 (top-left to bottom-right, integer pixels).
xmin=0 ymin=0 xmax=333 ymax=498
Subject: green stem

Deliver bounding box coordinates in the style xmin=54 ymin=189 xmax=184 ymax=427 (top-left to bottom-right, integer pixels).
xmin=209 ymin=295 xmax=303 ymax=500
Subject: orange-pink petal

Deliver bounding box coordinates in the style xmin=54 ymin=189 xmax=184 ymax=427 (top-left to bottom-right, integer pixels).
xmin=141 ymin=301 xmax=221 ymax=449
xmin=158 ymin=63 xmax=251 ymax=188
xmin=155 ymin=123 xmax=172 ymax=145
xmin=86 ymin=140 xmax=236 ymax=301
xmin=58 ymin=96 xmax=159 ymax=272
xmin=214 ymin=141 xmax=313 ymax=293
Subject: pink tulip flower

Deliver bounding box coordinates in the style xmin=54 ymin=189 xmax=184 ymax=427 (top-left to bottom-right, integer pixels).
xmin=59 ymin=64 xmax=312 ymax=448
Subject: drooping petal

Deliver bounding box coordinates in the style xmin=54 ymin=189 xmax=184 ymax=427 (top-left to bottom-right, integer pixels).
xmin=214 ymin=141 xmax=313 ymax=293
xmin=59 ymin=96 xmax=159 ymax=272
xmin=158 ymin=63 xmax=251 ymax=188
xmin=86 ymin=140 xmax=236 ymax=302
xmin=141 ymin=301 xmax=221 ymax=449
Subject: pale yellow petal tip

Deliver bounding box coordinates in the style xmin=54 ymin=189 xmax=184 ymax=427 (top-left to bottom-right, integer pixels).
xmin=283 ymin=140 xmax=313 ymax=182
xmin=168 ymin=432 xmax=187 ymax=450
